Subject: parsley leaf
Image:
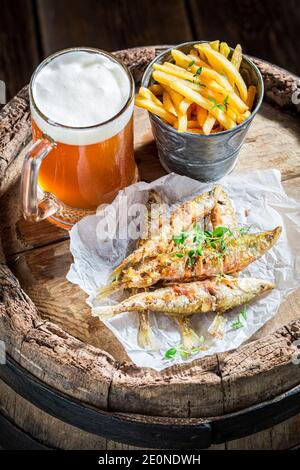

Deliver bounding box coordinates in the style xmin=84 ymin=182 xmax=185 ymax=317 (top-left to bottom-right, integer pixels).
xmin=209 ymin=97 xmax=227 ymax=112
xmin=163 ymin=339 xmax=206 ymax=361
xmin=212 ymin=226 xmax=230 ymax=238
xmin=231 ymin=306 xmax=248 ymax=330
xmin=231 ymin=319 xmax=244 ymax=330
xmin=164 ymin=347 xmax=177 ymax=359
xmin=172 ymin=231 xmax=188 ymax=246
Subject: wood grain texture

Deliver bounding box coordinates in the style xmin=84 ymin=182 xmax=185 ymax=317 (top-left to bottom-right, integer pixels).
xmin=188 ymin=0 xmax=300 ymax=76
xmin=1 ymin=378 xmax=300 ymax=449
xmin=0 ymin=87 xmax=31 ymax=196
xmin=0 ymin=380 xmax=141 ymax=450
xmin=36 ymin=0 xmax=192 ymax=55
xmin=0 ymin=0 xmax=39 ymax=101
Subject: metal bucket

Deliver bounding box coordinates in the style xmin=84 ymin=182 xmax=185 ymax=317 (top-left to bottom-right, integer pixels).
xmin=141 ymin=41 xmax=264 ymax=182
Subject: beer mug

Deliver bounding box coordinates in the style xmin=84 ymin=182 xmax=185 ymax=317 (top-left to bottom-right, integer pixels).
xmin=21 ymin=48 xmax=137 ymax=228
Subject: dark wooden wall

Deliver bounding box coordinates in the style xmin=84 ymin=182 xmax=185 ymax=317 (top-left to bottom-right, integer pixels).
xmin=0 ymin=0 xmax=299 ymax=101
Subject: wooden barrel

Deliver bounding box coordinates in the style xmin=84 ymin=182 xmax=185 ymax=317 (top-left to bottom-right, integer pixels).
xmin=1 ymin=46 xmax=300 ymax=450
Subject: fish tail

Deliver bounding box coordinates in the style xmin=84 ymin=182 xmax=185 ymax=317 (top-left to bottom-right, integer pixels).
xmin=175 ymin=317 xmax=200 ymax=349
xmin=92 ymin=305 xmax=119 ymax=320
xmin=212 ymin=184 xmax=223 ymax=201
xmin=109 ymin=263 xmax=125 ymax=283
xmin=96 ymin=281 xmax=122 ymax=300
xmin=272 ymin=226 xmax=282 ymax=243
xmin=138 ymin=311 xmax=155 ymax=349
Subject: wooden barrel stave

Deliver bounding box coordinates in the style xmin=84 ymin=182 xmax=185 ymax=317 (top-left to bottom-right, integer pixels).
xmin=1 ymin=378 xmax=300 ymax=450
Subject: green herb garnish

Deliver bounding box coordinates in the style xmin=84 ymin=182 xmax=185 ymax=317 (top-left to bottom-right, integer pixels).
xmin=223 ymin=95 xmax=229 ymax=110
xmin=172 ymin=231 xmax=188 ymax=245
xmin=231 ymin=319 xmax=244 ymax=330
xmin=172 ymin=224 xmax=234 ymax=261
xmin=188 ymin=59 xmax=195 ymax=68
xmin=194 ymin=66 xmax=202 ymax=77
xmin=164 ymin=347 xmax=177 ymax=359
xmin=209 ymin=96 xmax=230 ymax=112
xmin=231 ymin=306 xmax=248 ymax=330
xmin=164 ymin=339 xmax=206 ymax=361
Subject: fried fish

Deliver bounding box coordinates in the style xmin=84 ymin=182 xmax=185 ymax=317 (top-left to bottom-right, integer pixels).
xmin=100 ymin=227 xmax=281 ymax=293
xmin=110 ymin=185 xmax=222 ymax=282
xmin=94 ymin=277 xmax=274 ymax=319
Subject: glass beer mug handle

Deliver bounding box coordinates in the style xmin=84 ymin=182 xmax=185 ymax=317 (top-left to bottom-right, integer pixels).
xmin=21 ymin=138 xmax=60 ymax=222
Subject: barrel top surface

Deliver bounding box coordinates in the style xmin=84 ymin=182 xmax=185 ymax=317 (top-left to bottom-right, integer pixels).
xmin=0 ymin=46 xmax=300 ymax=421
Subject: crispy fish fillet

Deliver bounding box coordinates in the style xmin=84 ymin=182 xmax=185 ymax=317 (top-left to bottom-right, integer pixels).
xmin=101 ymin=227 xmax=281 ymax=293
xmin=136 ymin=190 xmax=163 ymax=349
xmin=94 ymin=277 xmax=274 ymax=319
xmin=138 ymin=190 xmax=164 ymax=248
xmin=110 ymin=185 xmax=222 ymax=282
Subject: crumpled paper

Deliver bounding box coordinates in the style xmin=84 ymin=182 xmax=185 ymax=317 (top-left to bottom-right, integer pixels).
xmin=67 ymin=170 xmax=300 ymax=370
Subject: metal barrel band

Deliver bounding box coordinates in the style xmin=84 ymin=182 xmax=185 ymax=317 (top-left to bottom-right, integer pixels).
xmin=1 ymin=354 xmax=300 ymax=449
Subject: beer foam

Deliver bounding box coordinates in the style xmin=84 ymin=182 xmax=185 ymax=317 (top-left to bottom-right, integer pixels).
xmin=31 ymin=50 xmax=133 ymax=145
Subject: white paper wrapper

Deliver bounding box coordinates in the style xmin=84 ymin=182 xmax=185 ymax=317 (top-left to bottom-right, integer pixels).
xmin=67 ymin=170 xmax=300 ymax=370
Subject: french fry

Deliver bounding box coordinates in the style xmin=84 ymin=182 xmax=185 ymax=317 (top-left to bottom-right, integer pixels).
xmin=134 ymin=96 xmax=176 ymax=126
xmin=152 ymin=71 xmax=236 ymax=130
xmin=186 ymin=54 xmax=211 ymax=69
xmin=179 ymin=98 xmax=192 ymax=114
xmin=163 ymin=90 xmax=177 ymax=116
xmin=139 ymin=87 xmax=164 ymax=107
xmin=231 ymin=44 xmax=242 ymax=71
xmin=188 ymin=128 xmax=204 ymax=134
xmin=236 ymin=110 xmax=251 ymax=124
xmin=202 ymin=113 xmax=216 ymax=135
xmin=171 ymin=49 xmax=210 ymax=70
xmin=226 ymin=107 xmax=237 ymax=122
xmin=195 ymin=43 xmax=248 ymax=101
xmin=187 ymin=120 xmax=200 ymax=128
xmin=135 ymin=39 xmax=256 ymax=136
xmin=196 ymin=106 xmax=207 ymax=127
xmin=166 ymin=70 xmax=247 ymax=115
xmin=189 ymin=49 xmax=199 ymax=58
xmin=246 ymin=85 xmax=257 ymax=110
xmin=154 ymin=62 xmax=196 ymax=83
xmin=196 ymin=86 xmax=244 ymax=118
xmin=163 ymin=85 xmax=183 ymax=111
xmin=149 ymin=84 xmax=163 ymax=96
xmin=210 ymin=40 xmax=220 ymax=51
xmin=161 ymin=62 xmax=226 ymax=97
xmin=156 ymin=60 xmax=232 ymax=96
xmin=220 ymin=42 xmax=230 ymax=58
xmin=177 ymin=111 xmax=188 ymax=132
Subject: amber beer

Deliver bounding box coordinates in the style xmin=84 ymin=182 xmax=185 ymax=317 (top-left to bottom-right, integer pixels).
xmin=21 ymin=48 xmax=137 ymax=228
